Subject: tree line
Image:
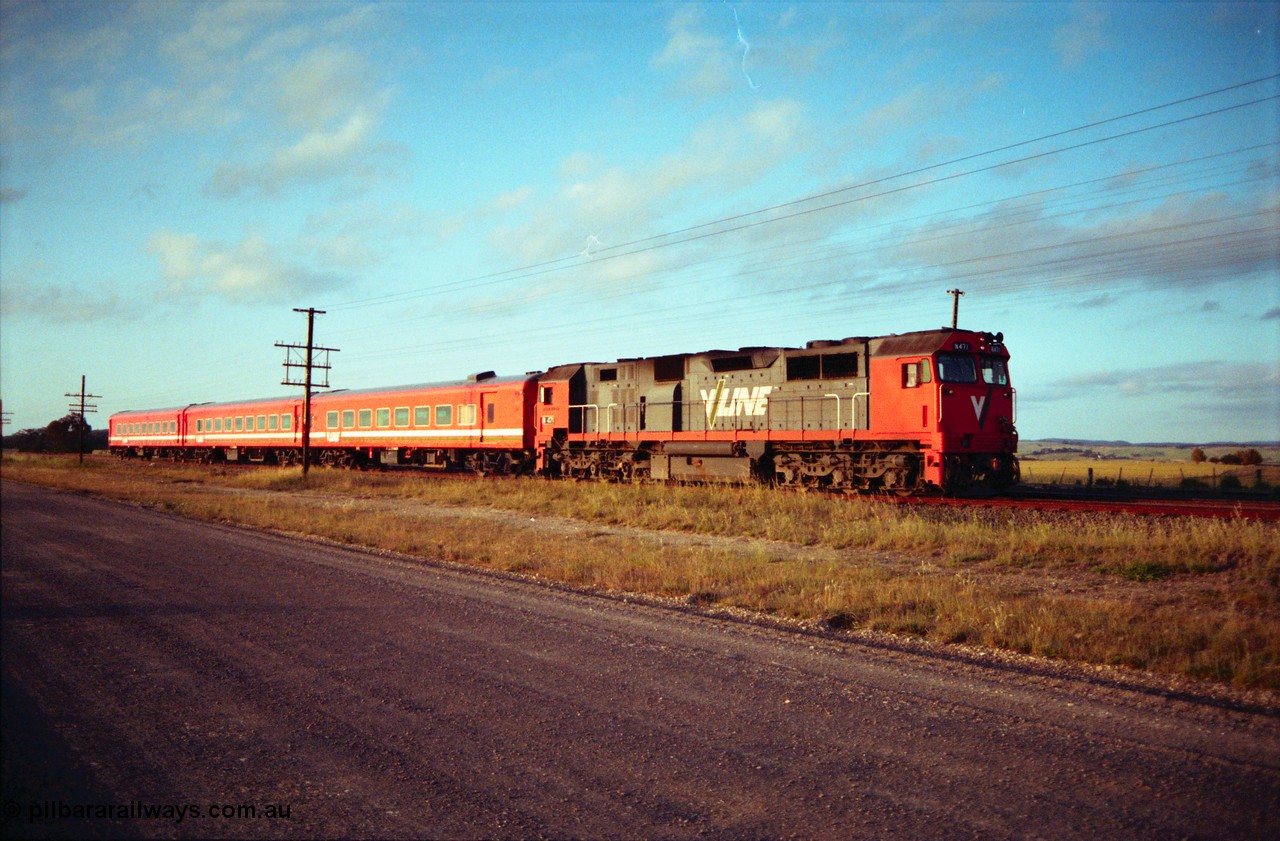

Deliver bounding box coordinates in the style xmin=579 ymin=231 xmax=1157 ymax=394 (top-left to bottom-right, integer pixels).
xmin=1190 ymin=447 xmax=1264 ymax=465
xmin=2 ymin=414 xmax=108 ymax=453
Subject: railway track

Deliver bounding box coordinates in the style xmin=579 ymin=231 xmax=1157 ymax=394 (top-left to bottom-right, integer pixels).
xmin=107 ymin=454 xmax=1280 ymax=520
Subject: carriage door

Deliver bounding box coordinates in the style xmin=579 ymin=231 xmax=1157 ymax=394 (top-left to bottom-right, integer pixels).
xmin=480 ymin=392 xmax=497 ymax=441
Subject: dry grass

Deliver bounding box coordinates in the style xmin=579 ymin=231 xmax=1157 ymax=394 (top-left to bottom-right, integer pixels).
xmin=5 ymin=453 xmax=1279 ymax=689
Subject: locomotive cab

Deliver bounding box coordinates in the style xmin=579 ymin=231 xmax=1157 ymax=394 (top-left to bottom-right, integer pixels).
xmin=867 ymin=329 xmax=1018 ymax=494
xmin=930 ymin=331 xmax=1019 ymax=491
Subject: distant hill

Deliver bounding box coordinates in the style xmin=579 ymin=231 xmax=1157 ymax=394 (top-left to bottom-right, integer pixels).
xmin=1027 ymin=438 xmax=1280 ymax=449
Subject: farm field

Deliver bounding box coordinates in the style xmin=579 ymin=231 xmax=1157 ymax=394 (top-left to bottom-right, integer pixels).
xmin=3 ymin=453 xmax=1278 ymax=693
xmin=1020 ymin=440 xmax=1280 ymax=491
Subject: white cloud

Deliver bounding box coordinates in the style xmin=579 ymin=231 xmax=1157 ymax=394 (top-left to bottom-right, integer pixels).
xmin=273 ymin=46 xmax=372 ymax=131
xmin=485 ymin=97 xmax=811 ymax=268
xmin=1053 ymin=4 xmax=1109 ymax=70
xmin=147 ymin=228 xmax=342 ymax=302
xmin=1023 ymin=359 xmax=1280 ymax=441
xmin=651 ymin=6 xmax=739 ymax=99
xmin=160 ymin=0 xmax=291 ymax=73
xmin=206 ymin=35 xmax=391 ymax=198
xmin=881 ymin=185 xmax=1280 ymax=297
xmin=0 ymin=280 xmax=129 ymax=323
xmin=208 ymin=104 xmax=384 ymax=198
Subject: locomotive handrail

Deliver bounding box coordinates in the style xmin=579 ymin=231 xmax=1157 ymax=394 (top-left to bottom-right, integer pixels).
xmin=824 ymin=394 xmax=841 ymax=432
xmin=570 ymin=403 xmax=602 ymax=434
xmin=851 ymin=392 xmax=868 ymax=431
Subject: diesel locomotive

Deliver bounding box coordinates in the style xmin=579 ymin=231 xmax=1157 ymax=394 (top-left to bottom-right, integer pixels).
xmin=110 ymin=326 xmax=1019 ymax=494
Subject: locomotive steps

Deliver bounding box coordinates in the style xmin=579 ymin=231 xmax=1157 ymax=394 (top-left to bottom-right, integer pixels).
xmin=4 ymin=454 xmax=1278 ymax=696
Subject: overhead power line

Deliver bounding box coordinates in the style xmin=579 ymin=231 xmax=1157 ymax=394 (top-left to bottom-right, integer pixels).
xmin=321 ymin=74 xmax=1280 ymax=314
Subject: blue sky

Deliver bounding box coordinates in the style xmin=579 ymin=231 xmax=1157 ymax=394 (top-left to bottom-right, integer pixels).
xmin=2 ymin=1 xmax=1277 ymax=443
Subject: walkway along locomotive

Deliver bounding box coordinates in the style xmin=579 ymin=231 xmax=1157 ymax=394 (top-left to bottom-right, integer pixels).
xmin=109 ymin=326 xmax=1019 ymax=494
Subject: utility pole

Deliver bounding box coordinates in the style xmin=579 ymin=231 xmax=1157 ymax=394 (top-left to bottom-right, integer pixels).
xmin=64 ymin=375 xmax=102 ymax=464
xmin=947 ymin=288 xmax=965 ymax=329
xmin=1 ymin=399 xmax=12 ymax=432
xmin=276 ymin=308 xmax=337 ymax=476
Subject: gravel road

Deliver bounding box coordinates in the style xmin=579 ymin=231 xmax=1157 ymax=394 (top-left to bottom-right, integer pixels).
xmin=3 ymin=480 xmax=1278 ymax=839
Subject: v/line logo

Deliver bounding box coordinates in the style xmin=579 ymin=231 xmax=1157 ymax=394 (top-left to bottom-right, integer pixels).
xmin=700 ymin=380 xmax=773 ymax=426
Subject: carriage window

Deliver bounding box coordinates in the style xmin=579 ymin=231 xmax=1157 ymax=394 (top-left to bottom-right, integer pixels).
xmin=281 ymin=414 xmax=292 ymax=431
xmin=342 ymin=410 xmax=355 ymax=428
xmin=214 ymin=418 xmax=222 ymax=432
xmin=599 ymin=368 xmax=618 ymax=382
xmin=435 ymin=405 xmax=452 ymax=426
xmin=458 ymin=404 xmax=476 ymax=425
xmin=414 ymin=406 xmax=431 ymax=426
xmin=903 ymin=362 xmax=920 ymax=388
xmin=358 ymin=409 xmax=372 ymax=428
xmin=327 ymin=411 xmax=339 ymax=429
xmin=920 ymin=360 xmax=932 ymax=383
xmin=235 ymin=417 xmax=244 ymax=431
xmin=394 ymin=407 xmax=410 ymax=427
xmin=196 ymin=419 xmax=203 ymax=432
xmin=486 ymin=403 xmax=496 ymax=424
xmin=540 ymin=387 xmax=553 ymax=404
xmin=936 ymin=353 xmax=978 ymax=383
xmin=257 ymin=414 xmax=267 ymax=430
xmin=376 ymin=408 xmax=391 ymax=428
xmin=981 ymin=357 xmax=1009 ymax=385
xmin=268 ymin=415 xmax=279 ymax=431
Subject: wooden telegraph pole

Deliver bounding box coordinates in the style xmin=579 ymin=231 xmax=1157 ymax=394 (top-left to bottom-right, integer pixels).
xmin=276 ymin=308 xmax=337 ymax=476
xmin=947 ymin=288 xmax=965 ymax=329
xmin=64 ymin=375 xmax=102 ymax=464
